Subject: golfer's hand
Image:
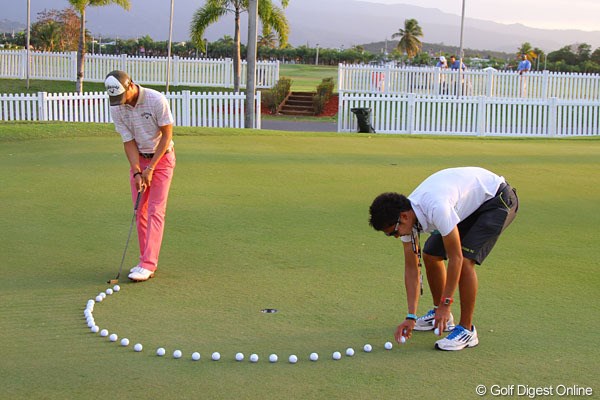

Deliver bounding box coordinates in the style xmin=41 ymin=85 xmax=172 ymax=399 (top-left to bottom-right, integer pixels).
xmin=142 ymin=167 xmax=154 ymax=187
xmin=395 ymin=319 xmax=415 ymax=343
xmin=434 ymin=305 xmax=451 ymax=334
xmin=134 ymin=173 xmax=145 ymax=192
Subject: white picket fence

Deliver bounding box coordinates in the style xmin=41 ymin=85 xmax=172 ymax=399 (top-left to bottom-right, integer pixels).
xmin=0 ymin=50 xmax=279 ymax=89
xmin=339 ymin=64 xmax=600 ymax=100
xmin=338 ymin=93 xmax=600 ymax=137
xmin=0 ymin=90 xmax=261 ymax=129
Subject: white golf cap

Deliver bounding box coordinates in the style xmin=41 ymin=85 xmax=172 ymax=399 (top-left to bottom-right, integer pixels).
xmin=105 ymin=70 xmax=131 ymax=106
xmin=439 ymin=56 xmax=446 ymax=62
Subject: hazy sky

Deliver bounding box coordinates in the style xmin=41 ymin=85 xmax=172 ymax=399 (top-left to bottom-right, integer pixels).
xmin=366 ymin=0 xmax=599 ymax=32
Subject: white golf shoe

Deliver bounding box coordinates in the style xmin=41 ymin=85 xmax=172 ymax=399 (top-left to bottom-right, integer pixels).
xmin=435 ymin=325 xmax=479 ymax=351
xmin=414 ymin=308 xmax=456 ymax=332
xmin=128 ymin=266 xmax=155 ymax=282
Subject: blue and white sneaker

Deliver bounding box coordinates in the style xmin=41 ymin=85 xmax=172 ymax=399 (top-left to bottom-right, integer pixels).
xmin=435 ymin=325 xmax=479 ymax=351
xmin=414 ymin=308 xmax=455 ymax=332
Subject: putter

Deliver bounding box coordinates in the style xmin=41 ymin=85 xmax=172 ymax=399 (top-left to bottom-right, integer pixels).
xmin=108 ymin=190 xmax=143 ymax=284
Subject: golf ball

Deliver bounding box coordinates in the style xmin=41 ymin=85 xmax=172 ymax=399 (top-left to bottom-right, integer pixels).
xmin=109 ymin=333 xmax=118 ymax=342
xmin=156 ymin=347 xmax=166 ymax=356
xmin=400 ymin=336 xmax=407 ymax=344
xmin=106 ymin=288 xmax=113 ymax=295
xmin=384 ymin=341 xmax=393 ymax=350
xmin=346 ymin=347 xmax=355 ymax=357
xmin=134 ymin=343 xmax=143 ymax=352
xmin=309 ymin=352 xmax=319 ymax=361
xmin=288 ymin=355 xmax=298 ymax=364
xmin=99 ymin=292 xmax=106 ymax=299
xmin=249 ymin=354 xmax=259 ymax=363
xmin=434 ymin=328 xmax=440 ymax=336
xmin=212 ymin=352 xmax=221 ymax=361
xmin=363 ymin=344 xmax=372 ymax=353
xmin=192 ymin=352 xmax=201 ymax=361
xmin=87 ymin=320 xmax=95 ymax=328
xmin=173 ymin=350 xmax=182 ymax=359
xmin=332 ymin=351 xmax=342 ymax=360
xmin=113 ymin=285 xmax=121 ymax=292
xmin=120 ymin=338 xmax=129 ymax=346
xmin=90 ymin=325 xmax=99 ymax=333
xmin=95 ymin=295 xmax=103 ymax=303
xmin=235 ymin=352 xmax=244 ymax=361
xmin=100 ymin=329 xmax=109 ymax=337
xmin=269 ymin=354 xmax=278 ymax=363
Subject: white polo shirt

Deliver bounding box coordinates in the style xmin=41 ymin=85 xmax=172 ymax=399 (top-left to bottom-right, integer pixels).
xmin=401 ymin=167 xmax=505 ymax=241
xmin=109 ymin=86 xmax=174 ymax=153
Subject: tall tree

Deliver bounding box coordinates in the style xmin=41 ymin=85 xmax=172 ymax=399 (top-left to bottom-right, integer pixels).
xmin=191 ymin=0 xmax=290 ymax=92
xmin=69 ymin=0 xmax=131 ymax=93
xmin=391 ymin=18 xmax=423 ymax=59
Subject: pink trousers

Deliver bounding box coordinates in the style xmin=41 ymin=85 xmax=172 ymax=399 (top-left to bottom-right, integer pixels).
xmin=129 ymin=150 xmax=176 ymax=271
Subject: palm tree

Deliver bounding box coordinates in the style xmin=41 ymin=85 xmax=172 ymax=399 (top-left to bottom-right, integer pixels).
xmin=258 ymin=31 xmax=277 ymax=49
xmin=391 ymin=19 xmax=423 ymax=60
xmin=191 ymin=0 xmax=290 ymax=93
xmin=69 ymin=0 xmax=131 ymax=93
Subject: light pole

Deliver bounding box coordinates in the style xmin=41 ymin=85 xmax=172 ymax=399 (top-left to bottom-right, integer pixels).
xmin=458 ymin=0 xmax=466 ymax=97
xmin=26 ymin=0 xmax=30 ymax=89
xmin=166 ymin=0 xmax=174 ymax=92
xmin=315 ymin=43 xmax=319 ymax=66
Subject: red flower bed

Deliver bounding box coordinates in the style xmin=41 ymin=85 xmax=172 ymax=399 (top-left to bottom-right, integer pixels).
xmin=261 ymin=94 xmax=339 ymax=117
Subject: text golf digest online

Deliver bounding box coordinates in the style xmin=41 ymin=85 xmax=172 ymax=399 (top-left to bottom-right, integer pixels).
xmin=475 ymin=384 xmax=593 ymax=397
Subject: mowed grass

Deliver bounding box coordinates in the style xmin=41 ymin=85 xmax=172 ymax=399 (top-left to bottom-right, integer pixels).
xmin=279 ymin=64 xmax=338 ymax=92
xmin=0 ymin=122 xmax=599 ymax=399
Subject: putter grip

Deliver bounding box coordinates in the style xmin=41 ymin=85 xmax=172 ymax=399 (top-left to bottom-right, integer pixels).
xmin=134 ymin=191 xmax=142 ymax=211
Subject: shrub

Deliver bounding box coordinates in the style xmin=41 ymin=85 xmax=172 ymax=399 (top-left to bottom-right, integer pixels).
xmin=263 ymin=77 xmax=292 ymax=113
xmin=313 ymin=77 xmax=335 ymax=115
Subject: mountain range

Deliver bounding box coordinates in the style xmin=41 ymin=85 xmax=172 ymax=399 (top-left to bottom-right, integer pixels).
xmin=2 ymin=0 xmax=600 ymax=53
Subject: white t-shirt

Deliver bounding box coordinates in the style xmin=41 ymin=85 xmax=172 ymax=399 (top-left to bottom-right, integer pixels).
xmin=401 ymin=167 xmax=505 ymax=242
xmin=109 ymin=86 xmax=175 ymax=153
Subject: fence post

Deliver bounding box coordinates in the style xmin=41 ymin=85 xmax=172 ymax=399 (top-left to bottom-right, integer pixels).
xmin=548 ymin=97 xmax=558 ymax=137
xmin=225 ymin=58 xmax=232 ymax=89
xmin=433 ymin=68 xmax=440 ymax=96
xmin=486 ymin=69 xmax=494 ymax=97
xmin=337 ymin=63 xmax=344 ymax=94
xmin=477 ymin=96 xmax=486 ymax=136
xmin=121 ymin=54 xmax=128 ymax=72
xmin=407 ymin=93 xmax=415 ymax=134
xmin=172 ymin=56 xmax=179 ymax=87
xmin=19 ymin=49 xmax=26 ymax=79
xmin=181 ymin=90 xmax=190 ymax=127
xmin=70 ymin=51 xmax=78 ymax=82
xmin=38 ymin=92 xmax=48 ymax=121
xmin=541 ymin=70 xmax=550 ymax=99
xmin=255 ymin=90 xmax=261 ymax=129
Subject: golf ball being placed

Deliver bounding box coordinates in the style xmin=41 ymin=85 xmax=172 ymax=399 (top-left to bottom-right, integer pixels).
xmin=346 ymin=347 xmax=355 ymax=357
xmin=235 ymin=352 xmax=244 ymax=361
xmin=249 ymin=354 xmax=259 ymax=363
xmin=191 ymin=352 xmax=201 ymax=361
xmin=133 ymin=343 xmax=143 ymax=352
xmin=332 ymin=351 xmax=342 ymax=360
xmin=109 ymin=333 xmax=118 ymax=342
xmin=384 ymin=341 xmax=393 ymax=350
xmin=211 ymin=352 xmax=221 ymax=361
xmin=434 ymin=328 xmax=440 ymax=336
xmin=288 ymin=355 xmax=298 ymax=364
xmin=363 ymin=344 xmax=372 ymax=353
xmin=269 ymin=354 xmax=278 ymax=363
xmin=120 ymin=338 xmax=129 ymax=346
xmin=400 ymin=336 xmax=407 ymax=344
xmin=173 ymin=350 xmax=182 ymax=359
xmin=156 ymin=347 xmax=166 ymax=356
xmin=100 ymin=329 xmax=109 ymax=337
xmin=113 ymin=285 xmax=121 ymax=292
xmin=309 ymin=352 xmax=319 ymax=361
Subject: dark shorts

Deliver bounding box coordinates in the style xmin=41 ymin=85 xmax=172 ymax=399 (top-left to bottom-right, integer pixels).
xmin=422 ymin=183 xmax=519 ymax=265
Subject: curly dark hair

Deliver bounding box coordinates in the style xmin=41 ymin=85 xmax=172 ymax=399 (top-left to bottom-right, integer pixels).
xmin=368 ymin=192 xmax=412 ymax=231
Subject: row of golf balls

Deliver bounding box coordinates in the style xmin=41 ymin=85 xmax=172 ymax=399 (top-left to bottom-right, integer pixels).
xmin=84 ymin=285 xmax=408 ymax=364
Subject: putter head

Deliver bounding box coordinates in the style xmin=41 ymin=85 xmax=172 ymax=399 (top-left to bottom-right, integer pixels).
xmin=108 ymin=279 xmax=119 ymax=285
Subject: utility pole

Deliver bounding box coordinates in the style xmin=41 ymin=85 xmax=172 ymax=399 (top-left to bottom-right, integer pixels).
xmin=26 ymin=0 xmax=30 ymax=89
xmin=458 ymin=0 xmax=466 ymax=97
xmin=315 ymin=43 xmax=319 ymax=66
xmin=245 ymin=0 xmax=258 ymax=129
xmin=166 ymin=0 xmax=174 ymax=92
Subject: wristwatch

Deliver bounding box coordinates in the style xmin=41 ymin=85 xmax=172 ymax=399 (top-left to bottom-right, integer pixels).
xmin=441 ymin=297 xmax=454 ymax=306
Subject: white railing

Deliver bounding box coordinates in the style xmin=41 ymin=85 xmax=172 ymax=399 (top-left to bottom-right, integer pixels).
xmin=0 ymin=90 xmax=261 ymax=129
xmin=338 ymin=64 xmax=600 ymax=100
xmin=338 ymin=93 xmax=600 ymax=137
xmin=0 ymin=50 xmax=279 ymax=89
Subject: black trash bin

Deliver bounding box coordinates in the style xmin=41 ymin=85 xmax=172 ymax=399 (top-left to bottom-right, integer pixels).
xmin=350 ymin=107 xmax=376 ymax=133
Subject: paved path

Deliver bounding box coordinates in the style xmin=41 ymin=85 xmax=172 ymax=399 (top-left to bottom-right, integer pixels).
xmin=261 ymin=119 xmax=338 ymax=132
